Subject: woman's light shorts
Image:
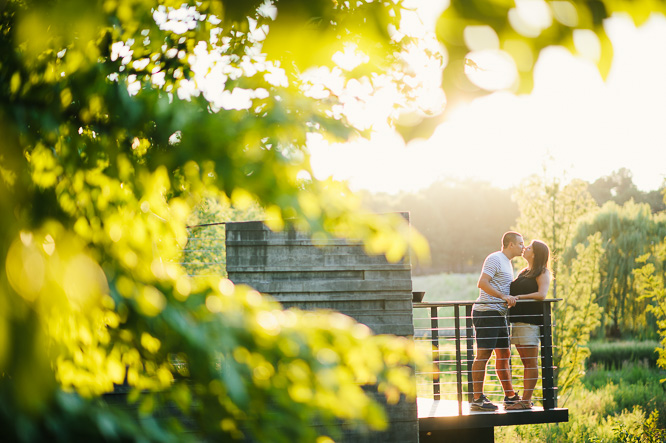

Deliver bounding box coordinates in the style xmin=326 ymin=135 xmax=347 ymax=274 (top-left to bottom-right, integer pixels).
xmin=510 ymin=322 xmax=540 ymax=346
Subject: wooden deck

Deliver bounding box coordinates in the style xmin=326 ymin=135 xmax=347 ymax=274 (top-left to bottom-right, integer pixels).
xmin=418 ymin=398 xmax=568 ymax=442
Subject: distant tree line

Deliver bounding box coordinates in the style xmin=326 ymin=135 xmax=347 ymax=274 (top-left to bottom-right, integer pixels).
xmin=360 ymin=168 xmax=665 ymax=277
xmin=588 ymin=168 xmax=665 ymax=212
xmin=359 ymin=179 xmax=518 ymax=275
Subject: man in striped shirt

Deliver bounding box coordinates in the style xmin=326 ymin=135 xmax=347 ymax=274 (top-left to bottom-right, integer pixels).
xmin=470 ymin=231 xmax=524 ymax=411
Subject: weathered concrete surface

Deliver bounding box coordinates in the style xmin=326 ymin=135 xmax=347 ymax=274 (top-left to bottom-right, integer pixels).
xmin=226 ymin=221 xmax=415 ymax=337
xmin=226 ymin=217 xmax=418 ymax=443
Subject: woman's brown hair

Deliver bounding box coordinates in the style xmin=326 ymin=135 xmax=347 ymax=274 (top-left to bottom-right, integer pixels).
xmin=523 ymin=240 xmax=549 ymax=279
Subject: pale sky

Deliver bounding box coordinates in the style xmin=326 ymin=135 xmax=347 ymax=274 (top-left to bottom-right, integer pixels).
xmin=309 ymin=10 xmax=666 ymax=194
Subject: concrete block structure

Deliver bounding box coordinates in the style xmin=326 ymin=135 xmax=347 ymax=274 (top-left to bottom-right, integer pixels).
xmin=226 ymin=218 xmax=418 ymax=443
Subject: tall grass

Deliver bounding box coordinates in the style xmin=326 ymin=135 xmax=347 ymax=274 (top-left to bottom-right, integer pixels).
xmin=587 ymin=340 xmax=660 ymax=369
xmin=580 ymin=364 xmax=666 ymax=424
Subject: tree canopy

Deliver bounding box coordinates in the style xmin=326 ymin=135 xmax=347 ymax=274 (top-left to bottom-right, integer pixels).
xmin=570 ymin=201 xmax=666 ymax=338
xmin=588 ymin=168 xmax=666 ymax=213
xmin=361 ymin=179 xmax=519 ymax=274
xmin=434 ymin=0 xmax=666 ymax=113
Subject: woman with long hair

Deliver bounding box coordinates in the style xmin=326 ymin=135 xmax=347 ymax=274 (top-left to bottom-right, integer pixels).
xmin=506 ymin=240 xmax=551 ymax=410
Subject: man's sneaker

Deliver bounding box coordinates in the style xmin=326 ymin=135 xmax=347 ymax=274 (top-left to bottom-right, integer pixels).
xmin=470 ymin=395 xmax=498 ymax=411
xmin=504 ymin=392 xmax=521 ymax=408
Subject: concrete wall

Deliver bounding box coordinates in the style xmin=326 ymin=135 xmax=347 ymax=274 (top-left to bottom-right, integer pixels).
xmin=225 ymin=218 xmax=418 ymax=443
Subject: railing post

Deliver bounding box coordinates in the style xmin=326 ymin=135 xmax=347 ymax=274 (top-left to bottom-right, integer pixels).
xmin=465 ymin=304 xmax=474 ymax=404
xmin=454 ymin=304 xmax=463 ymax=415
xmin=541 ymin=301 xmax=557 ymax=409
xmin=431 ymin=306 xmax=440 ymax=401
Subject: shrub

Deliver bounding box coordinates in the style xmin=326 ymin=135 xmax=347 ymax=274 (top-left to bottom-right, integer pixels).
xmin=613 ymin=410 xmax=666 ymax=443
xmin=587 ymin=340 xmax=659 ymax=369
xmin=582 ymin=366 xmax=666 ymax=428
xmin=496 ymin=362 xmax=666 ymax=442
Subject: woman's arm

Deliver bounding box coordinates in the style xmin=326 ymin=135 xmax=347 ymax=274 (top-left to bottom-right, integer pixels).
xmin=515 ymin=269 xmax=551 ymax=301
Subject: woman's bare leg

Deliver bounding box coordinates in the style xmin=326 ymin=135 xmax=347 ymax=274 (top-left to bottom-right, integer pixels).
xmin=515 ymin=345 xmax=539 ymax=401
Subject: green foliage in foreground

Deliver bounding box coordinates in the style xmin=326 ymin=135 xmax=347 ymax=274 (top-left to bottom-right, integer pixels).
xmin=1 ymin=0 xmax=430 ymax=440
xmin=496 ymin=363 xmax=666 ymax=443
xmin=611 ymin=411 xmax=666 ymax=443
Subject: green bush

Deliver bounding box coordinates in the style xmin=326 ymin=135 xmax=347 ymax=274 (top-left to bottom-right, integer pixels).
xmin=612 ymin=410 xmax=666 ymax=443
xmin=583 ymin=364 xmax=661 ymax=389
xmin=496 ymin=363 xmax=666 ymax=442
xmin=581 ymin=365 xmax=666 ymax=428
xmin=587 ymin=340 xmax=659 ymax=369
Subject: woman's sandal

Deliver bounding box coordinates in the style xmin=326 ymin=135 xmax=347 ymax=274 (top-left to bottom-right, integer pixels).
xmin=506 ymin=400 xmax=533 ymax=410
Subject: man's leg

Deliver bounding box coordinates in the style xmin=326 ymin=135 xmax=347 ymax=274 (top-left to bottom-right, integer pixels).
xmin=494 ymin=346 xmax=516 ymax=398
xmin=472 ymin=348 xmax=493 ymax=400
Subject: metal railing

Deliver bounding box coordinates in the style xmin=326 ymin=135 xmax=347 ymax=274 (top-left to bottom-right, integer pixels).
xmin=413 ymin=299 xmax=559 ymax=415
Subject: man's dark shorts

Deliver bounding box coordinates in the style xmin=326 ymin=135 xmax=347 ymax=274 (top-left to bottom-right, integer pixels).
xmin=473 ymin=310 xmax=510 ymax=350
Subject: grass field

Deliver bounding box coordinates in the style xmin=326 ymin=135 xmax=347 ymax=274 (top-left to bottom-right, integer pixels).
xmin=412 ymin=272 xmax=479 ymax=302
xmin=412 ymin=272 xmax=478 ymax=335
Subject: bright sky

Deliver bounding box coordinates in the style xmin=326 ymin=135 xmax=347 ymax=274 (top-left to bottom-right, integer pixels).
xmin=308 ymin=7 xmax=666 ymax=194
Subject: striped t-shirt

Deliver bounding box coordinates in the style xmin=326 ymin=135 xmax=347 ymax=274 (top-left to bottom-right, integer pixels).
xmin=473 ymin=251 xmax=514 ymax=315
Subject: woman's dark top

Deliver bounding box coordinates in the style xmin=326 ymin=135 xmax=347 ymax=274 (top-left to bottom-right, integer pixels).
xmin=509 ymin=270 xmax=544 ymax=326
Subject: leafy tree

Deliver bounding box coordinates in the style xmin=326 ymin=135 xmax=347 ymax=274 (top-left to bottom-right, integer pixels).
xmin=571 ymin=201 xmax=666 ymax=338
xmin=613 ymin=410 xmax=666 ymax=443
xmin=588 ymin=168 xmax=665 ymax=213
xmin=513 ymin=173 xmax=597 ymax=298
xmin=588 ymin=168 xmax=641 ymax=207
xmin=183 ymin=198 xmax=263 ymax=278
xmin=633 ymin=240 xmax=666 ymax=372
xmin=645 ymin=188 xmax=666 ymax=214
xmin=555 ymin=233 xmax=604 ymax=400
xmin=1 ymin=0 xmax=428 ymax=441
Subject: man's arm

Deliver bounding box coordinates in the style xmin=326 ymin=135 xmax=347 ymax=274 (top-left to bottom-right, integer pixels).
xmin=477 ymin=272 xmax=517 ymax=307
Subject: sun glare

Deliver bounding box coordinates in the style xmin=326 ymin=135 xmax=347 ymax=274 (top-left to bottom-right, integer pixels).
xmin=308 ymin=8 xmax=666 ymax=194
xmin=464 ymin=50 xmax=518 ymax=90
xmin=509 ymin=0 xmax=553 ymax=38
